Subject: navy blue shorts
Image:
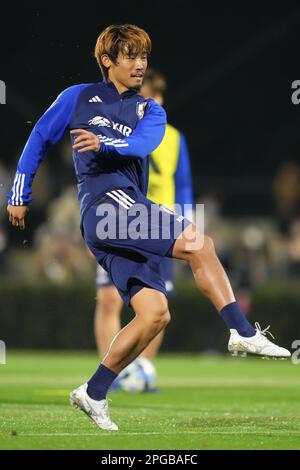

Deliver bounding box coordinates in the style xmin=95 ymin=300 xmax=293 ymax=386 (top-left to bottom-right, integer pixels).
xmin=96 ymin=257 xmax=175 ymax=297
xmin=82 ymin=186 xmax=191 ymax=306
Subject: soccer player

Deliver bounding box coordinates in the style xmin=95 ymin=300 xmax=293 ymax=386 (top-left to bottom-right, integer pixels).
xmin=94 ymin=69 xmax=193 ymax=391
xmin=7 ymin=24 xmax=290 ymax=432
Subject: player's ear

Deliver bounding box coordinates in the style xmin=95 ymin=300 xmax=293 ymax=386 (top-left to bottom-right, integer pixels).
xmin=101 ymin=54 xmax=112 ymax=69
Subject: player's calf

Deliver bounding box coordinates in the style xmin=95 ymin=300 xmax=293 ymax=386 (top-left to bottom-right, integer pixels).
xmin=172 ymin=226 xmax=258 ymax=341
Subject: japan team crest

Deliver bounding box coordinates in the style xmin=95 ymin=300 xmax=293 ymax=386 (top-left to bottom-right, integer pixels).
xmin=136 ymin=101 xmax=147 ymax=119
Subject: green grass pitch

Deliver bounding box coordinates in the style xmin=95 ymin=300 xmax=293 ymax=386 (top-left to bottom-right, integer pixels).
xmin=0 ymin=351 xmax=300 ymax=450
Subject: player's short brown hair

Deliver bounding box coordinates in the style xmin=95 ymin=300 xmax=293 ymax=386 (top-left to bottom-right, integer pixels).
xmin=94 ymin=24 xmax=152 ymax=79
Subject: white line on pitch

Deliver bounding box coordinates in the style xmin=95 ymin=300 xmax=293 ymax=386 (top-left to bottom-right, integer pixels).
xmin=16 ymin=430 xmax=300 ymax=437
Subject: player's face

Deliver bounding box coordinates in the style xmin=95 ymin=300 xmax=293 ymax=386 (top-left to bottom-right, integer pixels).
xmin=109 ymin=50 xmax=148 ymax=91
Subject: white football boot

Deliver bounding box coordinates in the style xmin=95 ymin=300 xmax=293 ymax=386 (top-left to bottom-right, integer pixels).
xmin=70 ymin=383 xmax=118 ymax=431
xmin=228 ymin=322 xmax=291 ymax=359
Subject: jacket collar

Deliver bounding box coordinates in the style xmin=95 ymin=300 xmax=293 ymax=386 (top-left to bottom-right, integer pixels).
xmin=102 ymin=79 xmax=138 ymax=98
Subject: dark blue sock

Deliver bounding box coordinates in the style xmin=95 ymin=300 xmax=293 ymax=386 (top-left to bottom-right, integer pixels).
xmin=220 ymin=301 xmax=255 ymax=337
xmin=87 ymin=364 xmax=118 ymax=401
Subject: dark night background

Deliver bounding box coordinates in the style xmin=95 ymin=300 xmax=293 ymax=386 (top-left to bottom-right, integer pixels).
xmin=1 ymin=1 xmax=300 ymax=215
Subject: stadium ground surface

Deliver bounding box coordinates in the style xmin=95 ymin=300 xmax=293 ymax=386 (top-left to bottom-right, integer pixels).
xmin=0 ymin=351 xmax=299 ymax=450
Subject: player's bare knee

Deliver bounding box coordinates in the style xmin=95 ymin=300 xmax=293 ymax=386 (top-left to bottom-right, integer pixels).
xmin=189 ymin=235 xmax=216 ymax=261
xmin=151 ymin=308 xmax=170 ymax=330
xmin=162 ymin=309 xmax=171 ymax=327
xmin=155 ymin=307 xmax=170 ymax=331
xmin=143 ymin=306 xmax=170 ymax=335
xmin=203 ymin=235 xmax=215 ymax=253
xmin=174 ymin=225 xmax=215 ymax=261
xmin=98 ymin=288 xmax=121 ymax=315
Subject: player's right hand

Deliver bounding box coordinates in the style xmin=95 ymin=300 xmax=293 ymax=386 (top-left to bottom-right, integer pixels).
xmin=71 ymin=129 xmax=101 ymax=153
xmin=7 ymin=205 xmax=29 ymax=230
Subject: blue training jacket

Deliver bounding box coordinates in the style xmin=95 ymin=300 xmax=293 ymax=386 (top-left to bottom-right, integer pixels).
xmin=7 ymin=80 xmax=167 ymax=219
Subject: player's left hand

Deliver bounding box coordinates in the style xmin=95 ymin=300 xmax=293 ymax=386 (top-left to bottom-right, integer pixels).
xmin=71 ymin=129 xmax=100 ymax=153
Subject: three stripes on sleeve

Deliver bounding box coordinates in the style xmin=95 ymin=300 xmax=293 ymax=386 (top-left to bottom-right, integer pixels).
xmin=10 ymin=172 xmax=26 ymax=205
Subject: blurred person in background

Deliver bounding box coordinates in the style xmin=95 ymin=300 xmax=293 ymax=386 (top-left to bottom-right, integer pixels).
xmin=34 ymin=186 xmax=94 ymax=283
xmin=0 ymin=162 xmax=11 ymax=272
xmin=94 ymin=68 xmax=194 ymax=391
xmin=232 ymin=225 xmax=269 ymax=316
xmin=272 ymin=161 xmax=300 ymax=237
xmin=286 ymin=218 xmax=300 ymax=277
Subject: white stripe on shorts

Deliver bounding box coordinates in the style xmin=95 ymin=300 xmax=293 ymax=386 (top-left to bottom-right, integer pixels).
xmin=106 ymin=191 xmax=132 ymax=209
xmin=111 ymin=190 xmax=134 ymax=207
xmin=116 ymin=189 xmax=135 ymax=204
